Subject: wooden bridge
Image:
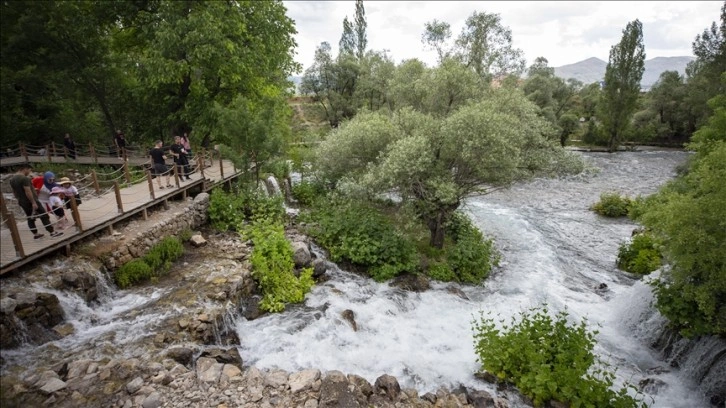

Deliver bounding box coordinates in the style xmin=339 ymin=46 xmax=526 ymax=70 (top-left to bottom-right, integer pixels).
xmin=0 ymin=142 xmax=242 ymax=275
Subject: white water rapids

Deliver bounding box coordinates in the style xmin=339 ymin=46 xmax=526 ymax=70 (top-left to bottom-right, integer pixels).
xmin=235 ymin=150 xmax=711 ymax=408
xmin=1 ymin=150 xmax=715 ymax=407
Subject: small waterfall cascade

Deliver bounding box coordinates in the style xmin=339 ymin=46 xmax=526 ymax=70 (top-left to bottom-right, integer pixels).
xmin=264 ymin=175 xmax=282 ymax=197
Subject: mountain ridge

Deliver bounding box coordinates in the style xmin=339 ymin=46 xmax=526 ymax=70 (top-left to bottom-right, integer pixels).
xmin=553 ymin=56 xmax=695 ymax=89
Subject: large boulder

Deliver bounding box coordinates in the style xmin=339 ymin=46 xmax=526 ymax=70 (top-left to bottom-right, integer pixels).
xmin=292 ymin=241 xmax=312 ymax=268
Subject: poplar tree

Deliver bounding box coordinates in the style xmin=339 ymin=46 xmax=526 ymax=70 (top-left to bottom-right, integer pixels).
xmin=354 ymin=0 xmax=367 ymax=60
xmin=600 ymin=19 xmax=646 ymax=152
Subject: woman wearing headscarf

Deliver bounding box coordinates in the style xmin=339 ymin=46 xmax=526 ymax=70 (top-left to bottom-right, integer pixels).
xmin=35 ymin=171 xmax=59 ymax=213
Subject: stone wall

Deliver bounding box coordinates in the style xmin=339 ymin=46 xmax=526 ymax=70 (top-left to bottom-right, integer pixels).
xmin=104 ymin=193 xmax=210 ymax=270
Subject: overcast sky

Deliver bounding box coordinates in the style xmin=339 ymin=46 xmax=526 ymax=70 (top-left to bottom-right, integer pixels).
xmin=283 ymin=1 xmax=723 ymax=73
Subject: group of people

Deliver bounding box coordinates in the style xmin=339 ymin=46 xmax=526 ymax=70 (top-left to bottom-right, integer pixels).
xmin=9 ymin=165 xmax=81 ymax=240
xmin=149 ymin=133 xmax=194 ymax=189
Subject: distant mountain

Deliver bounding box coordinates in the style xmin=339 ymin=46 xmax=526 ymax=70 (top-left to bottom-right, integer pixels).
xmin=553 ymin=56 xmax=695 ymax=90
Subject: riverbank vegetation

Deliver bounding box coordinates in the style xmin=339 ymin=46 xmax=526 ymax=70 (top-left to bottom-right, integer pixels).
xmin=473 ymin=306 xmax=647 ymax=408
xmin=114 ymin=236 xmax=184 ymax=288
xmin=590 ymin=192 xmax=634 ymax=217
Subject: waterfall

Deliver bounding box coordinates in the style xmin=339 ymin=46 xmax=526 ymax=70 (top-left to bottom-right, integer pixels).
xmin=265 ymin=175 xmax=282 ymax=197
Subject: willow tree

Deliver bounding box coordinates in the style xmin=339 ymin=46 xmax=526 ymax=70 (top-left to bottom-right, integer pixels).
xmin=600 ymin=19 xmax=645 ymax=152
xmin=315 ymin=84 xmax=584 ymax=248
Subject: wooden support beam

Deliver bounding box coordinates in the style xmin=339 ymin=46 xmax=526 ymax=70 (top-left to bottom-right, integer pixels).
xmin=113 ymin=181 xmax=124 ymax=213
xmin=0 ymin=195 xmax=24 ymax=258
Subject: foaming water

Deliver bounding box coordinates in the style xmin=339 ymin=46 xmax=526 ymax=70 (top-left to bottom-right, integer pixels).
xmin=236 ymin=151 xmax=710 ymax=407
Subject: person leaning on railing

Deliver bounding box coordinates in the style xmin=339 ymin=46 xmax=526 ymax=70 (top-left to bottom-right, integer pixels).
xmin=9 ymin=163 xmax=63 ymax=239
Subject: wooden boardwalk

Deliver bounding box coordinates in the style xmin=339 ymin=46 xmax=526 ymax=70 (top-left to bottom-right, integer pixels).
xmin=1 ymin=146 xmax=240 ymax=275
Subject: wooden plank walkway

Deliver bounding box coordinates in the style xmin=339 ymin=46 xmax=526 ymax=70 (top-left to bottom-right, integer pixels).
xmin=1 ymin=154 xmax=239 ymax=274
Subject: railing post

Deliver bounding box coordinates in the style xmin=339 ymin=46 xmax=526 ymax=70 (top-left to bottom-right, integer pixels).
xmin=91 ymin=170 xmax=101 ymax=194
xmin=122 ymin=147 xmax=127 ymax=162
xmin=123 ymin=160 xmax=131 ymax=184
xmin=0 ymin=195 xmax=25 ymax=257
xmin=63 ymin=145 xmax=69 ymax=160
xmin=146 ymin=170 xmax=155 ymax=200
xmin=46 ymin=144 xmax=52 ymax=163
xmin=89 ymin=143 xmax=98 ymax=165
xmin=20 ymin=143 xmax=29 ymax=163
xmin=113 ymin=181 xmax=124 ymax=213
xmin=68 ymin=194 xmax=83 ymax=232
xmin=51 ymin=143 xmax=57 ymax=160
xmin=219 ymin=154 xmax=224 ymax=179
xmin=197 ymin=155 xmax=205 ymax=180
xmin=173 ymin=161 xmax=181 ymax=188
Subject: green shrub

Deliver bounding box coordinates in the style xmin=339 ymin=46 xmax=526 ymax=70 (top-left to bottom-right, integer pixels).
xmin=426 ymin=262 xmax=456 ymax=282
xmin=473 ymin=307 xmax=646 ymax=408
xmin=115 ymin=259 xmax=154 ymax=289
xmin=301 ymin=198 xmax=417 ymax=281
xmin=113 ymin=236 xmax=184 ymax=288
xmin=591 ymin=193 xmax=633 ymax=217
xmin=617 ymin=233 xmax=662 ymax=275
xmin=292 ymin=180 xmax=326 ymax=206
xmin=209 ymin=187 xmax=285 ymax=231
xmin=443 ymin=212 xmax=498 ymax=283
xmin=245 ymin=220 xmax=314 ymax=312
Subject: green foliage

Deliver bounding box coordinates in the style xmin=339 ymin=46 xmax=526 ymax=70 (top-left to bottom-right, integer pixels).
xmin=473 ymin=307 xmax=646 ymax=408
xmin=591 ymin=193 xmax=633 ymax=217
xmin=208 ymin=187 xmax=285 ymax=231
xmin=617 ymin=233 xmax=662 ymax=275
xmin=440 ymin=212 xmax=498 ymax=283
xmin=301 ymin=198 xmax=417 ymax=281
xmin=633 ymin=88 xmax=726 ymax=337
xmin=245 ymin=220 xmax=314 ymax=313
xmin=291 ymin=180 xmax=326 ymax=206
xmin=600 ymin=19 xmax=646 ymax=152
xmin=114 ymin=237 xmax=184 ymax=288
xmin=114 ymin=260 xmax=153 ymax=289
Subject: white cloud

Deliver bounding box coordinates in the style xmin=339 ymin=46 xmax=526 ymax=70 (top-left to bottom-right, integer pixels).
xmin=284 ymin=1 xmax=723 ymax=73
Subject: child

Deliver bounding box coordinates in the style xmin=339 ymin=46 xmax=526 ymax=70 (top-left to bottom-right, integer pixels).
xmin=58 ymin=177 xmax=81 ymax=208
xmin=49 ymin=187 xmax=69 ymax=230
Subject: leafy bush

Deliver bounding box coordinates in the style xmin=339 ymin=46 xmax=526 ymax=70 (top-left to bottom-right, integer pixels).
xmin=617 ymin=233 xmax=662 ymax=275
xmin=114 ymin=259 xmax=153 ymax=289
xmin=443 ymin=212 xmax=497 ymax=283
xmin=301 ymin=198 xmax=417 ymax=281
xmin=591 ymin=192 xmax=633 ymax=217
xmin=209 ymin=187 xmax=285 ymax=231
xmin=245 ymin=220 xmax=314 ymax=312
xmin=114 ymin=237 xmax=184 ymax=288
xmin=291 ymin=180 xmax=326 ymax=206
xmin=473 ymin=307 xmax=646 ymax=408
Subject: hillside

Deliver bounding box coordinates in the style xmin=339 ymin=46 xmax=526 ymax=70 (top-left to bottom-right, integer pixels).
xmin=553 ymin=56 xmax=695 ymax=90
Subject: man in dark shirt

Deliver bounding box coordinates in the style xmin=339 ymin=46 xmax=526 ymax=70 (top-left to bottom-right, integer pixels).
xmin=149 ymin=140 xmax=172 ymax=189
xmin=63 ymin=133 xmax=76 ymax=159
xmin=114 ymin=129 xmax=127 ymax=158
xmin=170 ymin=135 xmax=192 ymax=181
xmin=9 ymin=163 xmax=62 ymax=239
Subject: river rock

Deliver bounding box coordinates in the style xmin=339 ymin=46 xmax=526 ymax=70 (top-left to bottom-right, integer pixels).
xmin=292 ymin=241 xmax=312 ymax=267
xmin=142 ymin=391 xmax=162 ymax=408
xmin=319 ymin=370 xmax=359 ymax=408
xmin=374 ymin=374 xmax=401 ymax=401
xmin=166 ymin=347 xmax=194 ymax=367
xmin=126 ymin=376 xmax=144 ymax=394
xmin=196 ymin=357 xmax=223 ymax=383
xmin=40 ymin=378 xmax=67 ymax=394
xmin=391 ymin=273 xmax=430 ymax=292
xmin=467 ymin=389 xmax=495 ymax=407
xmin=0 ymin=297 xmax=17 ymax=313
xmin=341 ymin=309 xmax=358 ymax=331
xmin=190 ymin=234 xmax=207 ymax=247
xmin=311 ymin=259 xmax=329 ymax=278
xmin=199 ymin=347 xmax=243 ymax=367
xmin=289 ymin=369 xmax=321 ymax=393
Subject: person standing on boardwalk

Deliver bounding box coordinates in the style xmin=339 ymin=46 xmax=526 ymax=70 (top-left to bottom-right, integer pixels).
xmin=149 ymin=140 xmax=172 ymax=189
xmin=114 ymin=129 xmax=127 ymax=158
xmin=170 ymin=135 xmax=192 ymax=181
xmin=63 ymin=133 xmax=76 ymax=159
xmin=9 ymin=163 xmax=63 ymax=239
xmin=181 ymin=132 xmax=192 ymax=157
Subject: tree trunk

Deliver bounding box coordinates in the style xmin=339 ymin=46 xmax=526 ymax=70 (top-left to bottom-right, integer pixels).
xmin=427 ymin=209 xmax=449 ymax=249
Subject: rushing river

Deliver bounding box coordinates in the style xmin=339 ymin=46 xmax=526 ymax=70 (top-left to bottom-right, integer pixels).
xmin=2 ymin=149 xmax=718 ymax=407
xmin=236 ymin=150 xmax=712 ymax=408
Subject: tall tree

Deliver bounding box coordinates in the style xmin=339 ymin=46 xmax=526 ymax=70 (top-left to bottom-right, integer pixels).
xmin=315 ymin=83 xmax=583 ymax=248
xmin=600 ymin=19 xmax=645 ymax=152
xmin=354 ymin=0 xmax=367 ymax=61
xmin=339 ymin=17 xmax=355 ymax=57
xmin=422 ymin=11 xmax=525 ymax=82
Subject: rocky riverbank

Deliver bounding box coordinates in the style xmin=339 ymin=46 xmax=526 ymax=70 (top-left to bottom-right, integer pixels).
xmin=0 ymin=201 xmax=523 ymax=408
